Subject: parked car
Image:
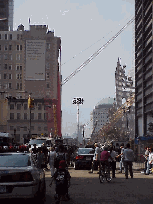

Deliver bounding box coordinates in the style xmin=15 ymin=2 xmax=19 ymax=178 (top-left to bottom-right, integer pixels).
xmin=74 ymin=148 xmax=94 ymax=170
xmin=0 ymin=152 xmax=46 ymax=202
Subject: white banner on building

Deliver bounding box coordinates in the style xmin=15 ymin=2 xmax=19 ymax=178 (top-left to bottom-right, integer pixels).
xmin=26 ymin=40 xmax=46 ymax=80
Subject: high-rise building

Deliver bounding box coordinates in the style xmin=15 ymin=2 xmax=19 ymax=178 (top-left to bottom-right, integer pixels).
xmin=135 ymin=0 xmax=153 ymax=137
xmin=0 ymin=0 xmax=14 ymax=31
xmin=0 ymin=24 xmax=62 ymax=141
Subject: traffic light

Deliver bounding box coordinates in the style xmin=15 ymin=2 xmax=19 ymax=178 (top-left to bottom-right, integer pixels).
xmin=28 ymin=95 xmax=34 ymax=108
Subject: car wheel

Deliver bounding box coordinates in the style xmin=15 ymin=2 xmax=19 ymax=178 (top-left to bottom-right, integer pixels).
xmin=74 ymin=162 xmax=79 ymax=170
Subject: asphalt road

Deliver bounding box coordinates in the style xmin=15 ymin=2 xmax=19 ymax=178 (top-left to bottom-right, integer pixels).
xmin=45 ymin=167 xmax=153 ymax=204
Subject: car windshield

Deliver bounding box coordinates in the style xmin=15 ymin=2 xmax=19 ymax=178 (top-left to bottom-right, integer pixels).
xmin=78 ymin=148 xmax=94 ymax=155
xmin=0 ymin=154 xmax=31 ymax=167
xmin=29 ymin=139 xmax=46 ymax=145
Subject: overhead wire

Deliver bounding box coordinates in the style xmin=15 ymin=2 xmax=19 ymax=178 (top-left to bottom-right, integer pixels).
xmin=62 ymin=16 xmax=135 ymax=86
xmin=61 ymin=14 xmax=134 ymax=67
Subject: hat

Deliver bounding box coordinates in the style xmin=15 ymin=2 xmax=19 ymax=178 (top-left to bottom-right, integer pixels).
xmin=59 ymin=160 xmax=66 ymax=169
xmin=94 ymin=143 xmax=98 ymax=147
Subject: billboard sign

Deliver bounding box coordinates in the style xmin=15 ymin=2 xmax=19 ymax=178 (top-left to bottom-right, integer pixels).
xmin=26 ymin=40 xmax=46 ymax=80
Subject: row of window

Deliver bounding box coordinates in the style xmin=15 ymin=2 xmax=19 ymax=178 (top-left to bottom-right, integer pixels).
xmin=0 ymin=64 xmax=22 ymax=70
xmin=0 ymin=44 xmax=22 ymax=51
xmin=0 ymin=83 xmax=22 ymax=90
xmin=10 ymin=126 xmax=48 ymax=132
xmin=10 ymin=113 xmax=46 ymax=120
xmin=0 ymin=34 xmax=22 ymax=40
xmin=10 ymin=103 xmax=43 ymax=110
xmin=2 ymin=73 xmax=22 ymax=80
xmin=0 ymin=54 xmax=22 ymax=60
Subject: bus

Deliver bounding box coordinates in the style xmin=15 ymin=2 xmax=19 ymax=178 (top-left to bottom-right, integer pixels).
xmin=0 ymin=132 xmax=13 ymax=150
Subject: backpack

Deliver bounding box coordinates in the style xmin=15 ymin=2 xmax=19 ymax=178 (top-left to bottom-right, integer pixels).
xmin=54 ymin=152 xmax=66 ymax=168
xmin=55 ymin=170 xmax=67 ymax=186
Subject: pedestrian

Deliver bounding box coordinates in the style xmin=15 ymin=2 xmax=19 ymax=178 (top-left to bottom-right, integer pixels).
xmin=100 ymin=146 xmax=111 ymax=179
xmin=143 ymin=146 xmax=149 ymax=174
xmin=89 ymin=143 xmax=100 ymax=173
xmin=117 ymin=143 xmax=125 ymax=173
xmin=109 ymin=146 xmax=117 ymax=178
xmin=37 ymin=147 xmax=45 ymax=169
xmin=49 ymin=147 xmax=57 ymax=177
xmin=54 ymin=144 xmax=67 ymax=169
xmin=123 ymin=143 xmax=134 ymax=179
xmin=145 ymin=147 xmax=153 ymax=175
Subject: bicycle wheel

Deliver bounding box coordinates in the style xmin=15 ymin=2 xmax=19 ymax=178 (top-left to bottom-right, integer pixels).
xmin=99 ymin=170 xmax=105 ymax=183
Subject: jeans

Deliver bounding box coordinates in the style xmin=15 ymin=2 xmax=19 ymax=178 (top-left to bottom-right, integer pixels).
xmin=124 ymin=161 xmax=133 ymax=178
xmin=100 ymin=161 xmax=110 ymax=177
xmin=146 ymin=161 xmax=152 ymax=175
xmin=120 ymin=158 xmax=124 ymax=172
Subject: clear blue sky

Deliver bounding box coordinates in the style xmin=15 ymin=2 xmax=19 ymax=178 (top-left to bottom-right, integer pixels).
xmin=14 ymin=0 xmax=135 ymax=137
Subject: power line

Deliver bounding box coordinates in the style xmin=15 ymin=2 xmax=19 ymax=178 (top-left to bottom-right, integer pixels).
xmin=62 ymin=16 xmax=135 ymax=86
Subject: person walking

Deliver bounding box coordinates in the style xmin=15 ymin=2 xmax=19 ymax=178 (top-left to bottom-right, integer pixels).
xmin=123 ymin=143 xmax=134 ymax=179
xmin=143 ymin=146 xmax=149 ymax=174
xmin=117 ymin=143 xmax=125 ymax=173
xmin=109 ymin=146 xmax=117 ymax=178
xmin=49 ymin=147 xmax=57 ymax=177
xmin=100 ymin=146 xmax=111 ymax=178
xmin=146 ymin=147 xmax=153 ymax=175
xmin=89 ymin=143 xmax=101 ymax=173
xmin=37 ymin=147 xmax=45 ymax=169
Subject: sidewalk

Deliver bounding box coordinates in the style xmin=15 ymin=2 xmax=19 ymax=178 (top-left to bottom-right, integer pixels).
xmin=116 ymin=161 xmax=145 ymax=172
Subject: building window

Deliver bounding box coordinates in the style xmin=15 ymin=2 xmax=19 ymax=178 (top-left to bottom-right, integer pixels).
xmin=16 ymin=54 xmax=21 ymax=60
xmin=20 ymin=45 xmax=22 ymax=50
xmin=20 ymin=83 xmax=22 ymax=90
xmin=16 ymin=83 xmax=19 ymax=90
xmin=46 ymin=73 xmax=49 ymax=79
xmin=10 ymin=126 xmax=14 ymax=130
xmin=17 ymin=104 xmax=21 ymax=110
xmin=10 ymin=34 xmax=12 ymax=40
xmin=4 ymin=74 xmax=7 ymax=79
xmin=31 ymin=126 xmax=34 ymax=131
xmin=16 ymin=65 xmax=19 ymax=70
xmin=31 ymin=113 xmax=34 ymax=120
xmin=9 ymin=54 xmax=12 ymax=60
xmin=9 ymin=65 xmax=12 ymax=70
xmin=46 ymin=63 xmax=50 ymax=69
xmin=17 ymin=34 xmax=19 ymax=40
xmin=4 ymin=54 xmax=8 ymax=60
xmin=47 ymin=43 xmax=50 ymax=49
xmin=5 ymin=34 xmax=7 ymax=40
xmin=0 ymin=45 xmax=1 ymax=50
xmin=47 ymin=83 xmax=50 ymax=88
xmin=38 ymin=104 xmax=42 ymax=110
xmin=24 ymin=113 xmax=27 ymax=120
xmin=17 ymin=45 xmax=19 ymax=50
xmin=4 ymin=64 xmax=7 ymax=69
xmin=9 ymin=74 xmax=12 ymax=79
xmin=9 ymin=45 xmax=12 ymax=50
xmin=4 ymin=45 xmax=7 ymax=51
xmin=24 ymin=104 xmax=27 ymax=110
xmin=10 ymin=113 xmax=14 ymax=119
xmin=44 ymin=127 xmax=48 ymax=131
xmin=0 ymin=34 xmax=1 ymax=39
xmin=38 ymin=113 xmax=42 ymax=120
xmin=16 ymin=74 xmax=22 ymax=79
xmin=17 ymin=126 xmax=20 ymax=131
xmin=20 ymin=65 xmax=22 ymax=70
xmin=38 ymin=127 xmax=41 ymax=131
xmin=24 ymin=126 xmax=27 ymax=131
xmin=10 ymin=104 xmax=14 ymax=110
xmin=8 ymin=83 xmax=12 ymax=89
xmin=17 ymin=113 xmax=21 ymax=120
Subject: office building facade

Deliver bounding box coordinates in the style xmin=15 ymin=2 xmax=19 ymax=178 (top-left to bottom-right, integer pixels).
xmin=135 ymin=0 xmax=153 ymax=137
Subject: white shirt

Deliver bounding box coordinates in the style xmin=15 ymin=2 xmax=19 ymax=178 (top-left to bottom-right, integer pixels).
xmin=93 ymin=146 xmax=100 ymax=161
xmin=149 ymin=152 xmax=153 ymax=164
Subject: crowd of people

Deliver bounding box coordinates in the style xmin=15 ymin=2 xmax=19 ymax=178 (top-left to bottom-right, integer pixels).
xmin=89 ymin=142 xmax=134 ymax=179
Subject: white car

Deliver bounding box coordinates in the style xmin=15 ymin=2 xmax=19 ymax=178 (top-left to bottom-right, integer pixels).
xmin=0 ymin=152 xmax=46 ymax=202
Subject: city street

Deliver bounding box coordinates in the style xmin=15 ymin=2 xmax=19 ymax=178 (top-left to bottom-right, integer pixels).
xmin=45 ymin=167 xmax=153 ymax=204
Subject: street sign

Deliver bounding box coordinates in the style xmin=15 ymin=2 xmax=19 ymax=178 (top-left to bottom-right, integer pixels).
xmin=72 ymin=97 xmax=84 ymax=105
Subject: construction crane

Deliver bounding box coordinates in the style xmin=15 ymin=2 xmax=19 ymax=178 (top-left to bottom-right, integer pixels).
xmin=88 ymin=93 xmax=135 ymax=144
xmin=62 ymin=16 xmax=135 ymax=86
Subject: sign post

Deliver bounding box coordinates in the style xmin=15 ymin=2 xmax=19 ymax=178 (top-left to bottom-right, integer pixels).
xmin=72 ymin=97 xmax=84 ymax=145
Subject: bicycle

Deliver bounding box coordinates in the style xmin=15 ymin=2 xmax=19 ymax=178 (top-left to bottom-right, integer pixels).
xmin=99 ymin=161 xmax=111 ymax=183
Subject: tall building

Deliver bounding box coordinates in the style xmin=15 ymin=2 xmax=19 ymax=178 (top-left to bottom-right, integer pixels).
xmin=135 ymin=0 xmax=153 ymax=137
xmin=0 ymin=0 xmax=14 ymax=31
xmin=0 ymin=24 xmax=62 ymax=141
